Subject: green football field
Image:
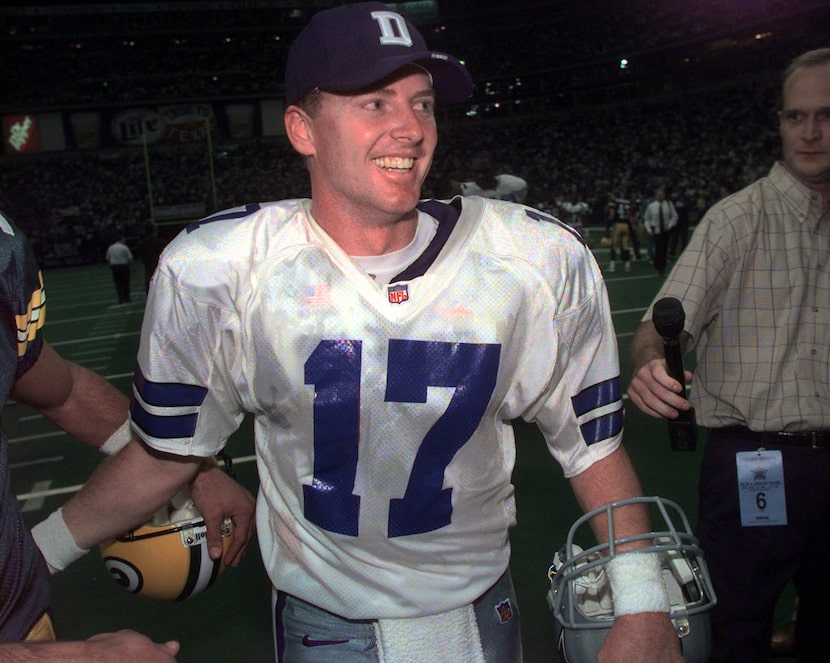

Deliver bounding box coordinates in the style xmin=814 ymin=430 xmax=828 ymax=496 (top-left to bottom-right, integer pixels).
xmin=7 ymin=250 xmax=795 ymax=662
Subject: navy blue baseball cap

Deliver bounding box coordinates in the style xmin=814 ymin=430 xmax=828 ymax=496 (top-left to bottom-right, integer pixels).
xmin=285 ymin=2 xmax=473 ymax=106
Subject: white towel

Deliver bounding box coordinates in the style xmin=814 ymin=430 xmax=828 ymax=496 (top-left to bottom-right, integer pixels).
xmin=374 ymin=604 xmax=486 ymax=663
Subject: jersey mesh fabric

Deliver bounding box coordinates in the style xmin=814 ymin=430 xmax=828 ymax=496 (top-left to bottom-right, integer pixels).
xmin=0 ymin=214 xmax=51 ymax=638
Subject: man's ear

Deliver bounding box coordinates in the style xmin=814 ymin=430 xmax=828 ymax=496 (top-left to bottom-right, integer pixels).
xmin=284 ymin=106 xmax=315 ymax=157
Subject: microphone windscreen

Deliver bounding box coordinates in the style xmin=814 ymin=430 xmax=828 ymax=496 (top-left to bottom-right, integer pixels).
xmin=652 ymin=297 xmax=685 ymax=338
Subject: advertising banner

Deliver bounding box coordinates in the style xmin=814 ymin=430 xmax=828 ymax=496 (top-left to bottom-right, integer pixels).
xmin=3 ymin=114 xmax=40 ymax=153
xmin=68 ymin=111 xmax=102 ymax=149
xmin=5 ymin=100 xmax=267 ymax=153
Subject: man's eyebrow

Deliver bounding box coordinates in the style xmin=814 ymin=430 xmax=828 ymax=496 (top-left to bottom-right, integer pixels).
xmin=367 ymin=86 xmax=436 ymax=98
xmin=781 ymin=106 xmax=830 ymax=114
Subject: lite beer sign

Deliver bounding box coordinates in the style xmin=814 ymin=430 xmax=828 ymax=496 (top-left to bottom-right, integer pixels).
xmin=111 ymin=109 xmax=165 ymax=145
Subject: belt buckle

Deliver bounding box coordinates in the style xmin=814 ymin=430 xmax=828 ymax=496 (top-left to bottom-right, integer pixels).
xmin=800 ymin=431 xmax=830 ymax=449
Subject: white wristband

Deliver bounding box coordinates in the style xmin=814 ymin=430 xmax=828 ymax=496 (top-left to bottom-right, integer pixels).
xmin=99 ymin=419 xmax=131 ymax=455
xmin=30 ymin=508 xmax=89 ymax=575
xmin=606 ymin=551 xmax=670 ymax=615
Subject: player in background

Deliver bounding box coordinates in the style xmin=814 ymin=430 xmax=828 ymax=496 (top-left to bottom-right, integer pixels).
xmin=40 ymin=4 xmax=681 ymax=661
xmin=605 ymin=194 xmax=631 ymax=273
xmin=104 ymin=231 xmax=133 ymax=304
xmin=557 ymin=190 xmax=593 ymax=246
xmin=459 ymin=150 xmax=528 ymax=203
xmin=0 ymin=209 xmax=255 ymax=659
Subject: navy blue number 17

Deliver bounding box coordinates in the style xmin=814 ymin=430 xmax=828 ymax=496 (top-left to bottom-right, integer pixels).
xmin=303 ymin=339 xmax=500 ymax=538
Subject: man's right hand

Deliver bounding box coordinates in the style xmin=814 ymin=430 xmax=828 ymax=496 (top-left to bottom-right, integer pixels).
xmin=627 ymin=357 xmax=693 ymax=420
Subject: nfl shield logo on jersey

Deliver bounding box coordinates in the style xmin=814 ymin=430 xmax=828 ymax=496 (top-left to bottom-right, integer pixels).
xmin=387 ymin=284 xmax=409 ymax=304
xmin=496 ymin=599 xmax=514 ymax=623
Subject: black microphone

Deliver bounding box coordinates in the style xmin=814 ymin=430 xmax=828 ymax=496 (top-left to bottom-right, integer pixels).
xmin=652 ymin=297 xmax=697 ymax=451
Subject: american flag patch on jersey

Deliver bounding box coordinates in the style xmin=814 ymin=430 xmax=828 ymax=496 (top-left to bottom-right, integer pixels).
xmin=303 ymin=284 xmax=331 ymax=308
xmin=387 ymin=283 xmax=409 ymax=304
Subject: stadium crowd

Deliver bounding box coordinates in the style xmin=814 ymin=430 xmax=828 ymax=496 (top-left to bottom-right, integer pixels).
xmin=0 ymin=72 xmax=779 ymax=266
xmin=1 ymin=0 xmax=823 ymax=265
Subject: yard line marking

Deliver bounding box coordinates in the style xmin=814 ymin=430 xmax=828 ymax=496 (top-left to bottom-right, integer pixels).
xmin=15 ymin=455 xmax=258 ymax=501
xmin=69 ymin=349 xmax=115 ymax=359
xmin=11 ymin=458 xmax=62 ymax=470
xmin=49 ymin=331 xmax=140 ymax=348
xmin=18 ymin=484 xmax=82 ymax=501
xmin=612 ymin=306 xmax=649 ymax=315
xmin=9 ymin=431 xmax=66 ymax=444
xmin=107 ymin=372 xmax=134 ymax=380
xmin=20 ymin=480 xmax=54 ymax=511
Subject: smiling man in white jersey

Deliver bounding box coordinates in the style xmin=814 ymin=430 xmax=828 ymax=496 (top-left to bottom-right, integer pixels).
xmin=42 ymin=3 xmax=681 ymax=661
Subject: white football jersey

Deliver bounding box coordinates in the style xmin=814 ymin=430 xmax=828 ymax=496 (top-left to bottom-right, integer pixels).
xmin=131 ymin=196 xmax=623 ymax=619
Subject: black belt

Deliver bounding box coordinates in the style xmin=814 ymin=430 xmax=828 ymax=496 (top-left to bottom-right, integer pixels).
xmin=724 ymin=426 xmax=830 ymax=449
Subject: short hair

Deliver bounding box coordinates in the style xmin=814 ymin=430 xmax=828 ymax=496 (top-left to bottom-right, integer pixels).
xmin=296 ymin=88 xmax=325 ymax=118
xmin=781 ymin=47 xmax=830 ymax=106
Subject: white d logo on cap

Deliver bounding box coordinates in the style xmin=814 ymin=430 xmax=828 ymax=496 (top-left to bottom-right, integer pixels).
xmin=370 ymin=11 xmax=413 ymax=47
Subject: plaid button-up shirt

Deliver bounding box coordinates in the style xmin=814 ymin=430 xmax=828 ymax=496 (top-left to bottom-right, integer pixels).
xmin=645 ymin=162 xmax=830 ymax=431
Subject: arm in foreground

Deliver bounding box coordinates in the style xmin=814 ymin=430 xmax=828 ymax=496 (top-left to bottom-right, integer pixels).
xmin=60 ymin=439 xmax=202 ymax=552
xmin=14 ymin=342 xmax=255 ymax=564
xmin=569 ymin=447 xmax=683 ymax=663
xmin=11 ymin=340 xmax=129 ymax=447
xmin=57 ymin=438 xmax=254 ymax=565
xmin=0 ymin=630 xmax=179 ymax=662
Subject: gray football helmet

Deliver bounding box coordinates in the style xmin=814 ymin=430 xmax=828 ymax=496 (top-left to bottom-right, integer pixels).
xmin=547 ymin=496 xmax=716 ymax=663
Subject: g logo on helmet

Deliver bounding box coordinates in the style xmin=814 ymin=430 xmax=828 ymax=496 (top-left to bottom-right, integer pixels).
xmin=99 ymin=497 xmax=233 ymax=602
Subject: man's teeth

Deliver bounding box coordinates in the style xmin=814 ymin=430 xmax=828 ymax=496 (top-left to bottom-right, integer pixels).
xmin=373 ymin=157 xmax=414 ymax=170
